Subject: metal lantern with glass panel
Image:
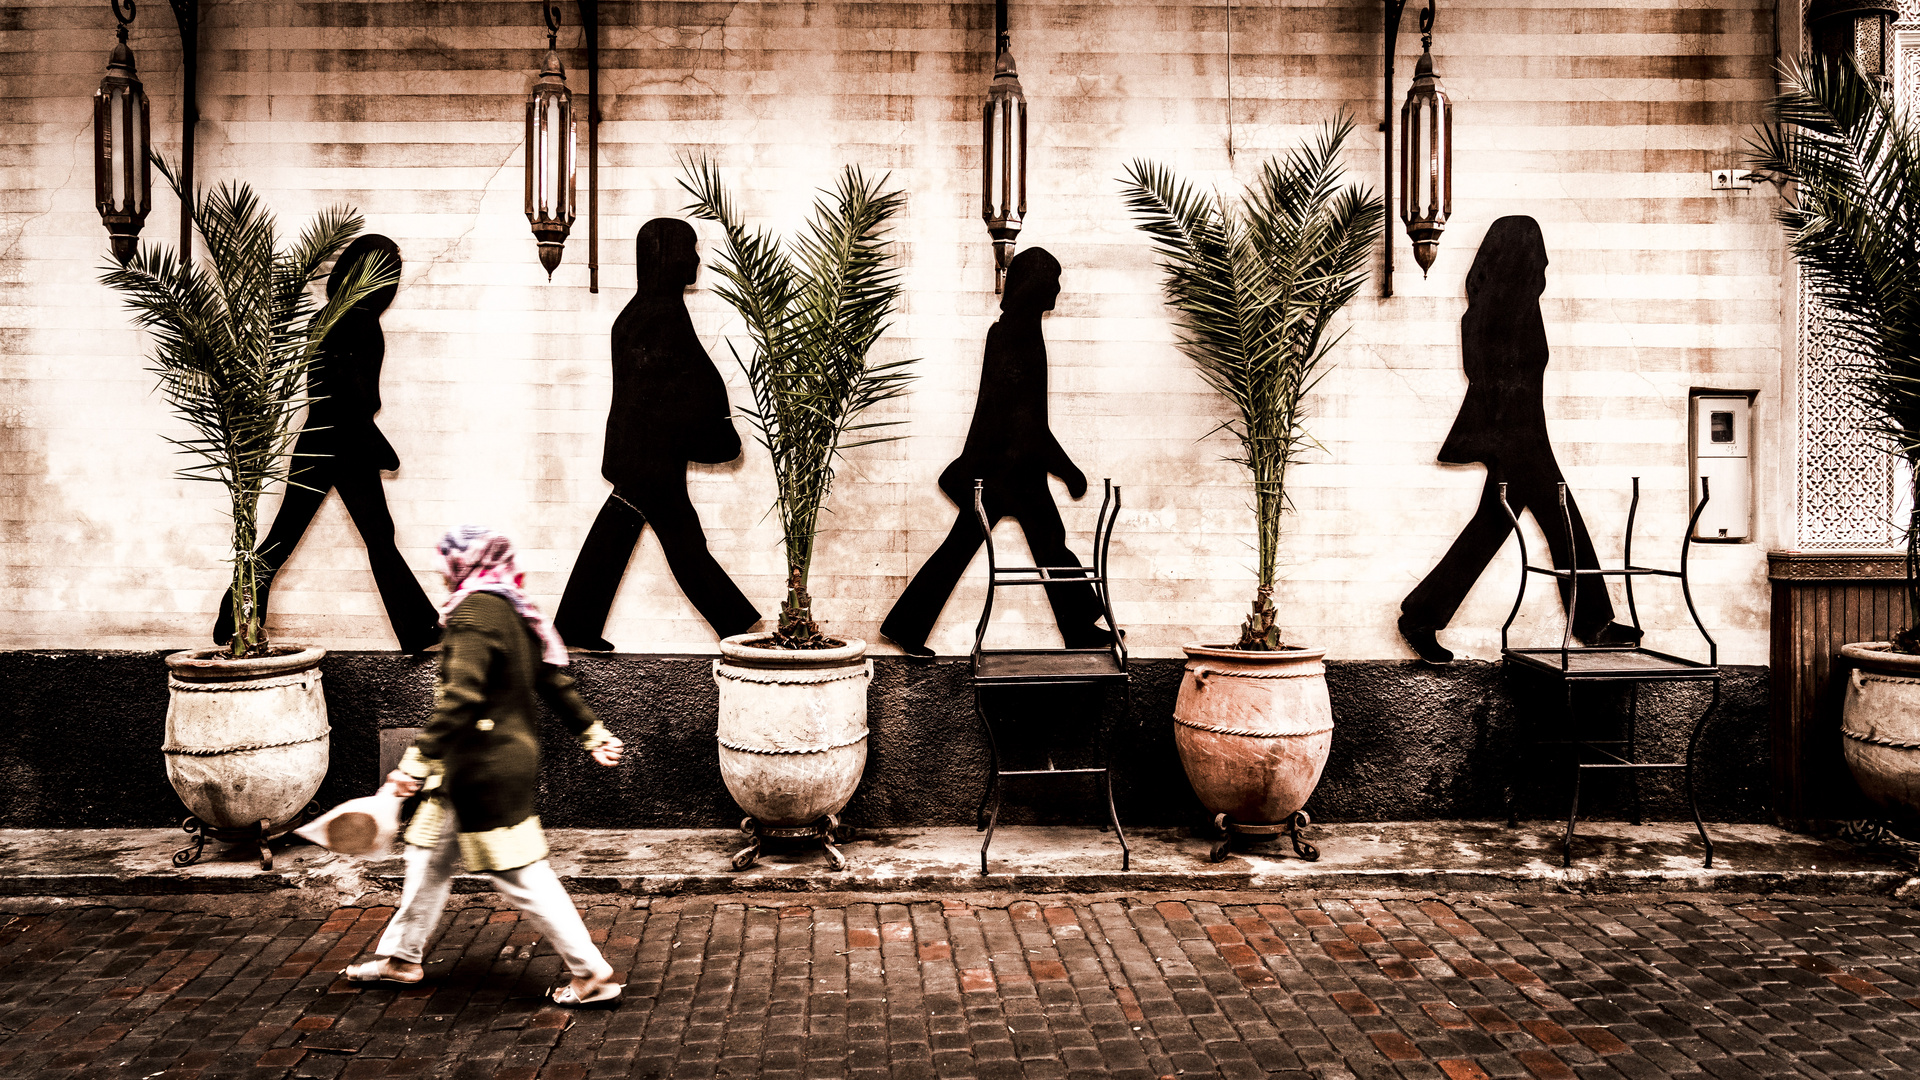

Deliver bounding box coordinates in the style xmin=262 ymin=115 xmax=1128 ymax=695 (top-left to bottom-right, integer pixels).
xmin=95 ymin=0 xmax=151 ymax=265
xmin=524 ymin=1 xmax=577 ymax=278
xmin=981 ymin=0 xmax=1027 ymax=294
xmin=1398 ymin=2 xmax=1451 ymax=277
xmin=1806 ymin=0 xmax=1898 ymax=80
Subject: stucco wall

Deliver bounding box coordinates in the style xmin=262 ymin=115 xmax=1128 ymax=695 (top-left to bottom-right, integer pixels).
xmin=1 ymin=0 xmax=1784 ymax=663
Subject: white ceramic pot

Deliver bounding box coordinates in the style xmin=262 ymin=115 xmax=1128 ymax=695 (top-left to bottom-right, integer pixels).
xmin=1839 ymin=641 xmax=1920 ymax=822
xmin=163 ymin=645 xmax=330 ymax=834
xmin=712 ymin=635 xmax=871 ymax=828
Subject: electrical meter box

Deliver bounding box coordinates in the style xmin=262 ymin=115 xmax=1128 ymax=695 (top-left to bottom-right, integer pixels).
xmin=1689 ymin=390 xmax=1755 ymax=542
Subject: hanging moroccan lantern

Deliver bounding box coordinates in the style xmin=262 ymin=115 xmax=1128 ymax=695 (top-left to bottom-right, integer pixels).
xmin=1806 ymin=0 xmax=1898 ymax=80
xmin=524 ymin=1 xmax=577 ymax=278
xmin=95 ymin=0 xmax=151 ymax=265
xmin=1398 ymin=0 xmax=1451 ymax=277
xmin=981 ymin=0 xmax=1027 ymax=293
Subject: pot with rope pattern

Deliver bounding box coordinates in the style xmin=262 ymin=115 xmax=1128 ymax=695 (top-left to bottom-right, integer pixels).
xmin=1172 ymin=644 xmax=1334 ymax=863
xmin=1839 ymin=642 xmax=1920 ymax=823
xmin=712 ymin=634 xmax=871 ymax=871
xmin=163 ymin=645 xmax=330 ymax=869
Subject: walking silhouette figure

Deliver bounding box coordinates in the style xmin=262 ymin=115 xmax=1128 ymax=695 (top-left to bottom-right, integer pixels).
xmin=554 ymin=218 xmax=759 ymax=649
xmin=1398 ymin=216 xmax=1641 ymax=664
xmin=880 ymin=248 xmax=1110 ymax=657
xmin=214 ymin=234 xmax=440 ymax=652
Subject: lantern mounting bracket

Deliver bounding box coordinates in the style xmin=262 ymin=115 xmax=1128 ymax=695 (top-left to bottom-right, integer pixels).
xmin=576 ymin=0 xmax=599 ymax=293
xmin=1382 ymin=0 xmax=1409 ymax=297
xmin=166 ymin=0 xmax=198 ymax=257
xmin=111 ymin=0 xmax=133 ymax=40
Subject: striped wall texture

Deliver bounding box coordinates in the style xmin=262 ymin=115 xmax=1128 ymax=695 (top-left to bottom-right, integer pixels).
xmin=0 ymin=0 xmax=1787 ymax=662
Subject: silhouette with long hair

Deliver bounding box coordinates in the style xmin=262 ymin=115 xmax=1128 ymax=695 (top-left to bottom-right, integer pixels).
xmin=553 ymin=218 xmax=759 ymax=649
xmin=1398 ymin=216 xmax=1641 ymax=664
xmin=880 ymin=247 xmax=1110 ymax=657
xmin=214 ymin=234 xmax=440 ymax=652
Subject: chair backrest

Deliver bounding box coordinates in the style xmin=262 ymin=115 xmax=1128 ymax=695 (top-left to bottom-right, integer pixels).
xmin=968 ymin=478 xmax=1127 ymax=668
xmin=1498 ymin=475 xmax=1718 ymax=668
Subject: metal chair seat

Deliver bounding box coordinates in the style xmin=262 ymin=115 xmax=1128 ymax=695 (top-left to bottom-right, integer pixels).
xmin=973 ymin=648 xmax=1128 ymax=685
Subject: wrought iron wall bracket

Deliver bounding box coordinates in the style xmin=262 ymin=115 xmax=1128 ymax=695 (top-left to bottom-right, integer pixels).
xmin=1381 ymin=0 xmax=1409 ymax=297
xmin=166 ymin=0 xmax=197 ymax=256
xmin=576 ymin=0 xmax=599 ymax=292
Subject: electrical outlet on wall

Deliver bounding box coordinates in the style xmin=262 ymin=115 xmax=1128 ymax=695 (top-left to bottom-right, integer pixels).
xmin=1710 ymin=168 xmax=1755 ymax=191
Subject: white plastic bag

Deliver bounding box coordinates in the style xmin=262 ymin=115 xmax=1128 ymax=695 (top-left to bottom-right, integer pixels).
xmin=295 ymin=783 xmax=403 ymax=856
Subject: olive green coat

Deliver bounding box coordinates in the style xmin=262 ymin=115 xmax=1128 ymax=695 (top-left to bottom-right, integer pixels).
xmin=397 ymin=591 xmax=608 ymax=870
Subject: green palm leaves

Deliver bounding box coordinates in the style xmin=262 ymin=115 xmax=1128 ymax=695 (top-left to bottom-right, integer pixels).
xmin=101 ymin=157 xmax=395 ymax=657
xmin=1751 ymin=58 xmax=1920 ymax=641
xmin=680 ymin=159 xmax=915 ymax=647
xmin=1121 ymin=118 xmax=1382 ymax=649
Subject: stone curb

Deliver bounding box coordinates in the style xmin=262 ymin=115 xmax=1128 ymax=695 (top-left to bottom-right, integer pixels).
xmin=3 ymin=821 xmax=1913 ymax=900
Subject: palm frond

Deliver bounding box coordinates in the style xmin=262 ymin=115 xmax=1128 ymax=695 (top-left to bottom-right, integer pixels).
xmin=1122 ymin=119 xmax=1382 ymax=647
xmin=680 ymin=158 xmax=915 ymax=643
xmin=100 ymin=156 xmax=385 ymax=657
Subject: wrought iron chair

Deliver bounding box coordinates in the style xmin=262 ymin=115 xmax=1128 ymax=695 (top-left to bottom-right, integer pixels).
xmin=1499 ymin=476 xmax=1721 ymax=867
xmin=969 ymin=479 xmax=1132 ymax=874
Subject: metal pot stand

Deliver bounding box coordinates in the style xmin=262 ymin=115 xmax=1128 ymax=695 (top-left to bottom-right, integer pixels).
xmin=730 ymin=814 xmax=856 ymax=872
xmin=1208 ymin=809 xmax=1319 ymax=864
xmin=173 ymin=801 xmax=320 ymax=871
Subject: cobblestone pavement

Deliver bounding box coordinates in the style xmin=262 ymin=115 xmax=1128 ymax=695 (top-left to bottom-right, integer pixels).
xmin=4 ymin=892 xmax=1920 ymax=1080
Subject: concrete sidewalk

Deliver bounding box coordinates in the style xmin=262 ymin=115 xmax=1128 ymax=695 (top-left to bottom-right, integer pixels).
xmin=1 ymin=821 xmax=1912 ymax=900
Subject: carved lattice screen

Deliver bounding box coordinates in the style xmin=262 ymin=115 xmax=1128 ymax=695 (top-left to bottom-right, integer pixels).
xmin=1791 ymin=3 xmax=1917 ymax=549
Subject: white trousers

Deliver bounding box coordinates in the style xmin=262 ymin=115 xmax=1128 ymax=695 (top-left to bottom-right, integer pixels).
xmin=375 ymin=815 xmax=611 ymax=980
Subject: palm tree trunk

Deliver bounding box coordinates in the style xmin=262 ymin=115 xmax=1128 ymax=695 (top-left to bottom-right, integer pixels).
xmin=228 ymin=490 xmax=264 ymax=658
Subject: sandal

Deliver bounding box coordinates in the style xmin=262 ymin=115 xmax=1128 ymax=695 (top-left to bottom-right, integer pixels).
xmin=342 ymin=960 xmax=423 ymax=986
xmin=549 ymin=980 xmax=623 ymax=1009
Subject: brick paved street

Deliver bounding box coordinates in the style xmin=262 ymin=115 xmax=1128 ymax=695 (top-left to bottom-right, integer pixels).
xmin=4 ymin=892 xmax=1920 ymax=1080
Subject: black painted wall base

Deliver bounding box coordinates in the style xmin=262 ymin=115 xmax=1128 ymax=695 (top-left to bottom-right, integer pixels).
xmin=0 ymin=651 xmax=1770 ymax=830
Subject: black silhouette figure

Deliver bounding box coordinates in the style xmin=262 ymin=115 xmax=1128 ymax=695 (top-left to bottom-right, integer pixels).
xmin=214 ymin=234 xmax=441 ymax=652
xmin=880 ymin=247 xmax=1111 ymax=657
xmin=1398 ymin=216 xmax=1642 ymax=664
xmin=553 ymin=218 xmax=759 ymax=649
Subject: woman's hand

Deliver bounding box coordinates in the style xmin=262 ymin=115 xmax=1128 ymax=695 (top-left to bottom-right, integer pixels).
xmin=385 ymin=770 xmax=422 ymax=797
xmin=590 ymin=735 xmax=625 ymax=768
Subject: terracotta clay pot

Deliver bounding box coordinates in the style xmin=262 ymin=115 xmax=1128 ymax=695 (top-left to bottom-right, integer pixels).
xmin=1839 ymin=642 xmax=1920 ymax=823
xmin=163 ymin=645 xmax=330 ymax=867
xmin=712 ymin=635 xmax=871 ymax=870
xmin=1172 ymin=644 xmax=1333 ymax=860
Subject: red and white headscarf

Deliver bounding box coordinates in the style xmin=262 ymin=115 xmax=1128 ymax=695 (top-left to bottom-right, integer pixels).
xmin=436 ymin=525 xmax=569 ymax=667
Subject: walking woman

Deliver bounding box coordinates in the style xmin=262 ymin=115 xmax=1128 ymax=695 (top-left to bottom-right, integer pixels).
xmin=343 ymin=525 xmax=626 ymax=1008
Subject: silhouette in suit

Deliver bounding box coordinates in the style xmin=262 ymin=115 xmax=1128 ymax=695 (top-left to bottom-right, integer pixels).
xmin=553 ymin=218 xmax=759 ymax=649
xmin=1398 ymin=216 xmax=1641 ymax=664
xmin=880 ymin=247 xmax=1110 ymax=657
xmin=214 ymin=234 xmax=441 ymax=652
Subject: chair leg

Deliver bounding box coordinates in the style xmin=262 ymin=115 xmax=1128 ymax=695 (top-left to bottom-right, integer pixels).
xmin=1564 ymin=764 xmax=1583 ymax=869
xmin=1504 ymin=671 xmax=1524 ymax=828
xmin=974 ymin=688 xmax=1000 ymax=832
xmin=979 ymin=790 xmax=1002 ymax=876
xmin=1561 ymin=683 xmax=1580 ymax=867
xmin=1685 ymin=679 xmax=1722 ymax=869
xmin=1627 ymin=683 xmax=1643 ymax=826
xmin=1101 ymin=682 xmax=1131 ymax=870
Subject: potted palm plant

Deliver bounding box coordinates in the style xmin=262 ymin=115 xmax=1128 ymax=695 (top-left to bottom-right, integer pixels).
xmin=1752 ymin=56 xmax=1920 ymax=824
xmin=1121 ymin=118 xmax=1382 ymax=862
xmin=102 ymin=159 xmax=396 ymax=867
xmin=679 ymin=160 xmax=915 ymax=870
